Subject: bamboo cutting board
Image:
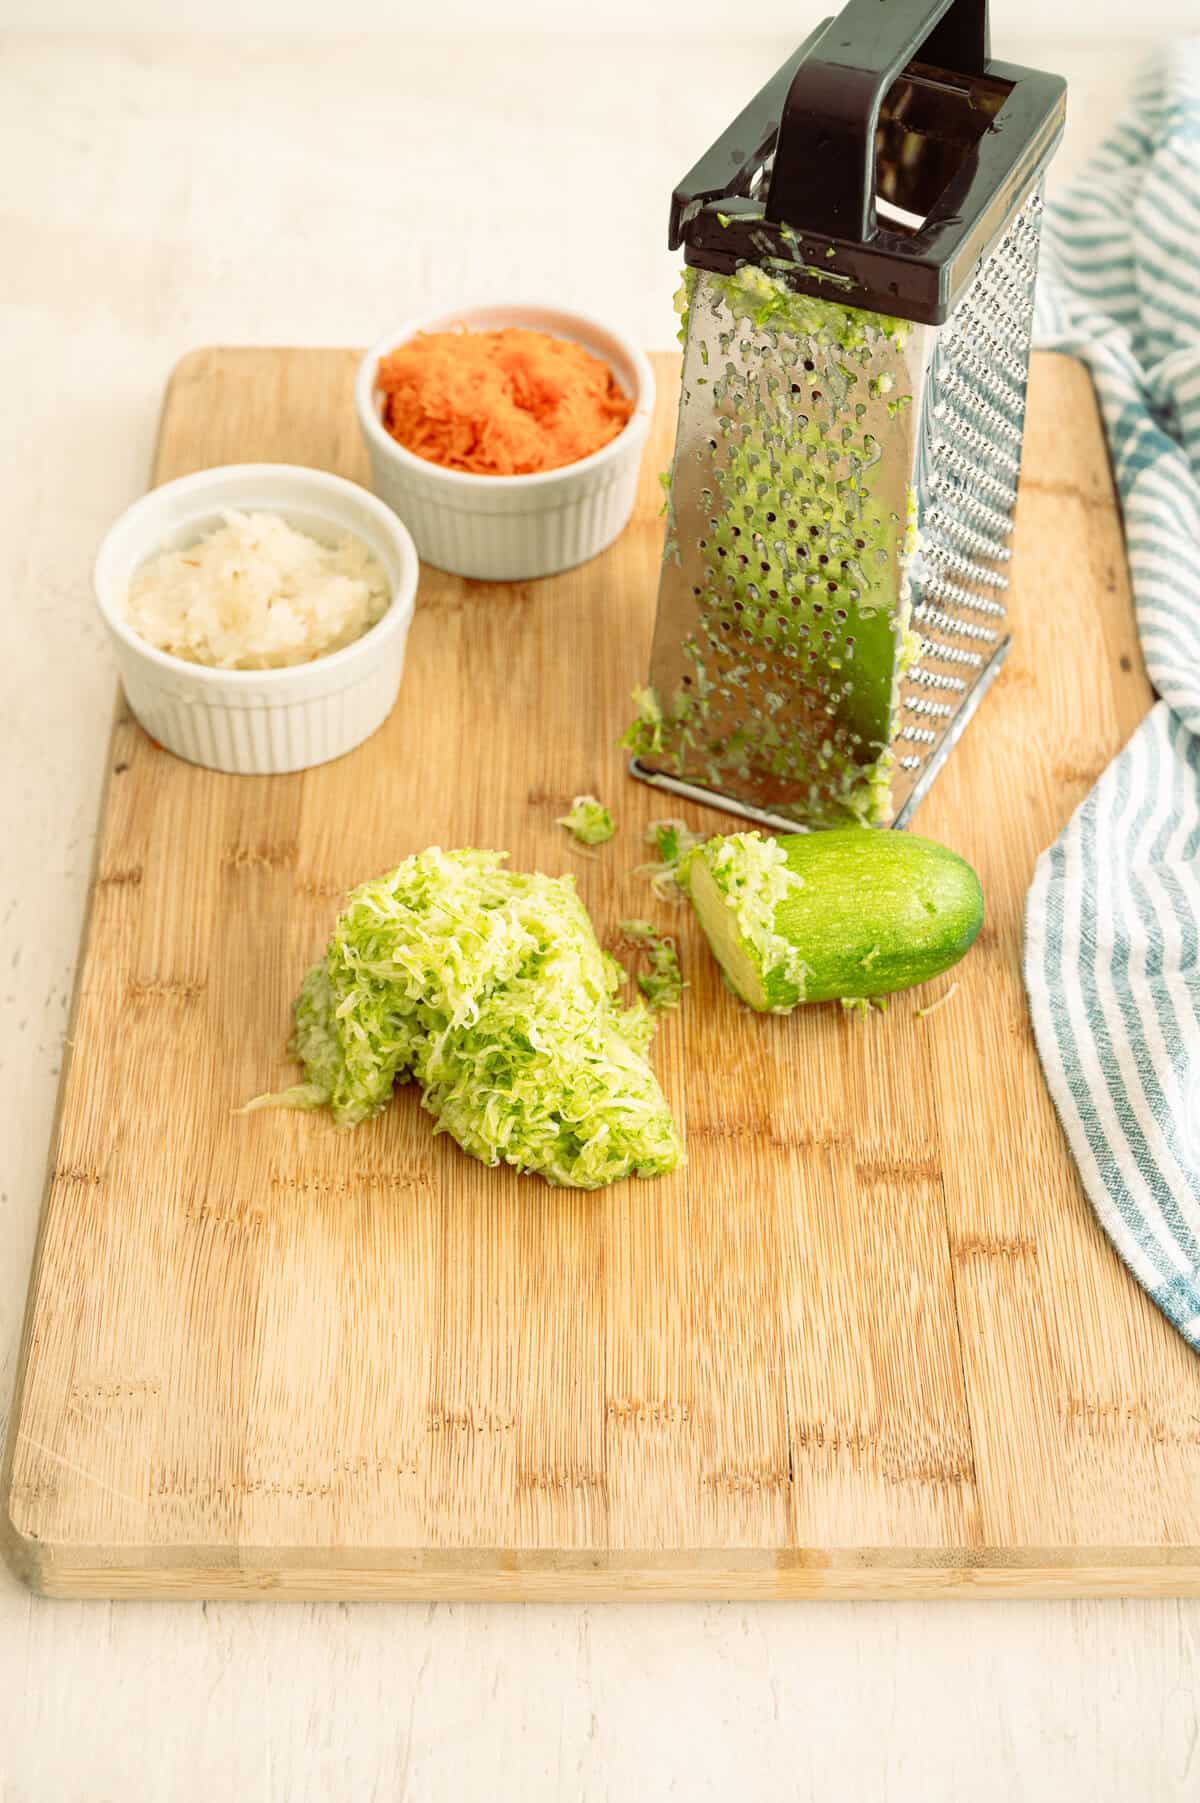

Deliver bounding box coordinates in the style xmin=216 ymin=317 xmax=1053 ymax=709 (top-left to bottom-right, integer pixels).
xmin=6 ymin=347 xmax=1200 ymax=1601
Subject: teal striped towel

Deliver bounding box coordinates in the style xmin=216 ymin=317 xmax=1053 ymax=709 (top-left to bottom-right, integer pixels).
xmin=1025 ymin=45 xmax=1200 ymax=1346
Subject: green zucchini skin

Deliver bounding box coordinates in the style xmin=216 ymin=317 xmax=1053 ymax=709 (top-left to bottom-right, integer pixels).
xmin=771 ymin=830 xmax=982 ymax=1006
xmin=685 ymin=829 xmax=984 ymax=1011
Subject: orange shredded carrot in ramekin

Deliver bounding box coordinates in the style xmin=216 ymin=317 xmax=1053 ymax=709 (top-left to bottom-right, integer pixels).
xmin=375 ymin=327 xmax=635 ymax=476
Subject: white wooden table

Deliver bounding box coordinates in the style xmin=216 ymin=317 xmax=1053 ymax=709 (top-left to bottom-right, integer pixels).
xmin=3 ymin=30 xmax=1198 ymax=1801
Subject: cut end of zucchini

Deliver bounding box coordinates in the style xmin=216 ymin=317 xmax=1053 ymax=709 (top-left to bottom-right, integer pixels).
xmin=684 ymin=853 xmax=771 ymax=1011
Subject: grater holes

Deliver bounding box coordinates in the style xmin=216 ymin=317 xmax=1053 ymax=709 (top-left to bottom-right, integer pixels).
xmin=921 ymin=574 xmax=1007 ymax=618
xmin=913 ymin=604 xmax=1001 ymax=645
xmin=936 ymin=367 xmax=1024 ymax=446
xmin=928 ymin=474 xmax=1015 ymax=540
xmin=924 ymin=543 xmax=1009 ymax=590
xmin=933 ymin=439 xmax=1018 ymax=509
xmin=925 ymin=504 xmax=1012 ymax=562
xmin=944 ymin=312 xmax=1030 ymax=393
xmin=905 ymin=664 xmax=968 ymax=695
xmin=917 ymin=620 xmax=991 ymax=660
xmin=903 ymin=695 xmax=956 ymax=721
xmin=933 ymin=398 xmax=1022 ymax=478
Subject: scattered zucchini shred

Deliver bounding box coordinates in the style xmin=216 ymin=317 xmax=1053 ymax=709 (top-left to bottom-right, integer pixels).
xmin=915 ymin=981 xmax=960 ymax=1021
xmin=557 ymin=793 xmax=615 ymax=846
xmin=618 ymin=919 xmax=687 ymax=1013
xmin=244 ymin=847 xmax=682 ymax=1190
xmin=620 ymin=685 xmax=665 ymax=758
xmin=840 ymin=994 xmax=887 ymax=1019
xmin=636 ymin=817 xmax=708 ymax=901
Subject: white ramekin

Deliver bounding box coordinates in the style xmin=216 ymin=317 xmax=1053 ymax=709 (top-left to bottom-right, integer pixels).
xmin=355 ymin=303 xmax=655 ymax=582
xmin=93 ymin=463 xmax=419 ymax=775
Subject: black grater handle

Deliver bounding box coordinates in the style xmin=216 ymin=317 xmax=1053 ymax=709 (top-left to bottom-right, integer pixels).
xmin=766 ymin=0 xmax=990 ymax=241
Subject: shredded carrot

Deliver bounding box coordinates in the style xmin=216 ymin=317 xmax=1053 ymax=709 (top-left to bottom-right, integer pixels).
xmin=375 ymin=327 xmax=635 ymax=476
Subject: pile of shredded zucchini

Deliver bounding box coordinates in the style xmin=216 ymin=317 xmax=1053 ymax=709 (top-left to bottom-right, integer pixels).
xmin=249 ymin=847 xmax=682 ymax=1190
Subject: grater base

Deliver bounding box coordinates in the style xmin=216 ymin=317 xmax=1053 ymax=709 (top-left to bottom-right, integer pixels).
xmin=628 ymin=759 xmax=821 ymax=836
xmin=630 ymin=634 xmax=1009 ymax=834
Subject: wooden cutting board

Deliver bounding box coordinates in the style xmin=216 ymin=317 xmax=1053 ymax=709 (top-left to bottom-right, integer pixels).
xmin=6 ymin=347 xmax=1200 ymax=1601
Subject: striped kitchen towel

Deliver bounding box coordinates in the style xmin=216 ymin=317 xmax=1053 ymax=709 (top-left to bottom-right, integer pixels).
xmin=1025 ymin=43 xmax=1200 ymax=1347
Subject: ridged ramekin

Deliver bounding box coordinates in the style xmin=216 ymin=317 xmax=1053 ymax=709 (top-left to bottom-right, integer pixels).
xmin=355 ymin=303 xmax=655 ymax=582
xmin=93 ymin=463 xmax=419 ymax=775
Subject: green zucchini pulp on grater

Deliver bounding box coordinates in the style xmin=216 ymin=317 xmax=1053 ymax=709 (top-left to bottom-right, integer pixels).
xmin=631 ymin=195 xmax=1046 ymax=829
xmin=628 ymin=7 xmax=1065 ymax=828
xmin=631 ymin=263 xmax=921 ymax=826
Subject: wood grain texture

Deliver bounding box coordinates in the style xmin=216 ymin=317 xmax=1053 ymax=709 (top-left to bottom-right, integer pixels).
xmin=4 ymin=346 xmax=1197 ymax=1601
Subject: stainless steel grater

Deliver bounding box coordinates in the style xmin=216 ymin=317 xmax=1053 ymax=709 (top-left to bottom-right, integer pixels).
xmin=630 ymin=0 xmax=1065 ymax=830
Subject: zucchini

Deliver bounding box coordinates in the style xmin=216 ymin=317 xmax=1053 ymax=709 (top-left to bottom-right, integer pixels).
xmin=679 ymin=829 xmax=983 ymax=1012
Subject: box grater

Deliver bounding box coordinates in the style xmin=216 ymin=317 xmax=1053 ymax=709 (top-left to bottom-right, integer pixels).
xmin=629 ymin=0 xmax=1065 ymax=830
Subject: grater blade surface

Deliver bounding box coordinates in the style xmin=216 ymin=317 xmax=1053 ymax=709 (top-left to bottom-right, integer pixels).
xmin=633 ymin=190 xmax=1045 ymax=831
xmin=893 ymin=189 xmax=1045 ymax=824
